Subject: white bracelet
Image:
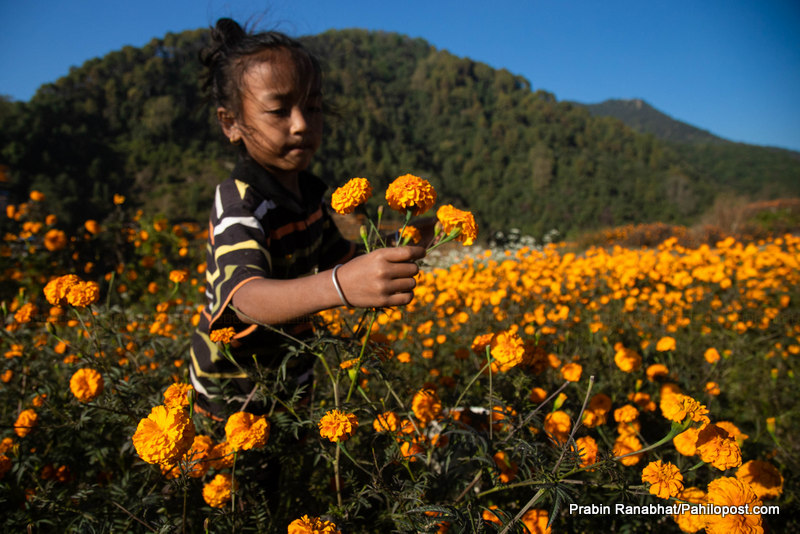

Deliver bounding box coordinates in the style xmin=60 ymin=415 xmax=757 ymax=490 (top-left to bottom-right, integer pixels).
xmin=331 ymin=264 xmax=352 ymax=308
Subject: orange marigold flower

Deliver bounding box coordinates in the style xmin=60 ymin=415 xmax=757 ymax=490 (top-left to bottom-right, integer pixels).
xmin=696 ymin=424 xmax=742 ymax=471
xmin=614 ymin=346 xmax=642 ymax=372
xmin=560 ymin=362 xmax=582 ymax=382
xmin=132 ymin=405 xmax=195 ymax=465
xmin=471 ymin=332 xmax=494 ymax=354
xmin=0 ymin=454 xmax=11 ymax=480
xmin=646 ymin=363 xmax=670 ymax=381
xmin=162 ymin=434 xmax=215 ymax=479
xmin=400 ymin=225 xmax=421 ymax=244
xmin=656 ymin=336 xmax=676 ymax=352
xmin=163 ymin=383 xmax=193 ymax=409
xmin=43 ymin=229 xmax=67 ymax=251
xmin=208 ymin=441 xmax=235 ymax=470
xmin=69 ymin=368 xmax=104 ymax=403
xmin=673 ymin=427 xmax=700 ymax=457
xmin=331 ymin=177 xmax=372 ymax=215
xmin=288 ymin=515 xmax=340 ymax=534
xmin=318 ymin=410 xmax=358 ymax=442
xmin=672 ymin=486 xmax=707 ymax=533
xmin=704 ymin=477 xmax=763 ymax=534
xmin=225 ymin=411 xmax=270 ymax=451
xmin=493 ymin=451 xmax=518 ymax=483
xmin=613 ymin=434 xmax=644 ymax=466
xmin=209 ymin=327 xmax=236 ymax=344
xmin=716 ymin=421 xmax=748 ymax=445
xmin=490 ymin=330 xmax=525 ymax=373
xmin=642 ymin=460 xmax=684 ymax=499
xmin=544 ymin=410 xmax=571 ymax=444
xmin=529 ymin=387 xmax=548 ymax=403
xmin=373 ymin=411 xmax=399 ymax=433
xmin=399 ymin=438 xmax=424 ymax=461
xmin=436 ymin=204 xmax=478 ymax=245
xmin=13 ymin=302 xmax=37 ymax=324
xmin=29 ymin=190 xmax=45 ymax=202
xmin=203 ymin=473 xmax=235 ymax=508
xmin=412 ymin=388 xmax=442 ymax=427
xmin=66 ymin=281 xmax=100 ymax=307
xmin=168 ymin=269 xmax=188 ymax=283
xmin=705 ymin=381 xmax=721 ymax=396
xmin=0 ymin=437 xmax=14 ymax=455
xmin=15 ymin=409 xmax=38 ymax=438
xmin=614 ymin=404 xmax=640 ymax=424
xmin=113 ymin=194 xmax=125 ymax=205
xmin=575 ymin=435 xmax=598 ymax=468
xmin=1 ymin=369 xmax=12 ymax=383
xmin=522 ymin=509 xmax=551 ymax=534
xmin=704 ymin=347 xmax=721 ymax=364
xmin=385 ymin=174 xmax=437 ymax=216
xmin=84 ymin=220 xmax=100 ymax=234
xmin=736 ymin=460 xmax=783 ymax=500
xmin=660 ymin=393 xmax=709 ymax=425
xmin=43 ymin=274 xmax=81 ymax=306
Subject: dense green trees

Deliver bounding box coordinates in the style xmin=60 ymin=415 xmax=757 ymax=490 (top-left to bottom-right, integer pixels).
xmin=1 ymin=28 xmax=797 ymax=238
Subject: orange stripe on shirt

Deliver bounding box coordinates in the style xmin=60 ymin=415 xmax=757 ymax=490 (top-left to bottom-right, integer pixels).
xmin=269 ymin=207 xmax=323 ymax=240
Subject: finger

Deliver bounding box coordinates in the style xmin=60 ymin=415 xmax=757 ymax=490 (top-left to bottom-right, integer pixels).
xmin=386 ymin=277 xmax=416 ymax=294
xmin=382 ymin=245 xmax=426 ymax=262
xmin=386 ymin=261 xmax=419 ymax=280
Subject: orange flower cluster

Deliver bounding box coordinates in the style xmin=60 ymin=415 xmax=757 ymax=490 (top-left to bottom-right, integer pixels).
xmin=43 ymin=274 xmax=100 ymax=307
xmin=331 ymin=177 xmax=373 ymax=215
xmin=318 ymin=410 xmax=358 ymax=442
xmin=288 ymin=515 xmax=340 ymax=534
xmin=385 ymin=174 xmax=437 ymax=216
xmin=69 ymin=368 xmax=104 ymax=403
xmin=209 ymin=327 xmax=236 ymax=344
xmin=436 ymin=204 xmax=478 ymax=246
xmin=225 ymin=411 xmax=270 ymax=451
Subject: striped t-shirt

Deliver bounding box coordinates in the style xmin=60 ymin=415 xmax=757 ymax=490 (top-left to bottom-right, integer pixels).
xmin=189 ymin=156 xmax=355 ymax=417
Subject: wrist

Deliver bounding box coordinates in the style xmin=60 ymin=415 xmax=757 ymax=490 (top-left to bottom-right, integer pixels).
xmin=331 ymin=264 xmax=353 ymax=308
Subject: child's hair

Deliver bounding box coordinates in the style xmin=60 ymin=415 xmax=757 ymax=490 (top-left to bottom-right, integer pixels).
xmin=200 ymin=18 xmax=322 ymax=119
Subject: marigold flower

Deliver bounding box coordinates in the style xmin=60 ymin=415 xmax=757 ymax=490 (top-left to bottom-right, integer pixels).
xmin=203 ymin=473 xmax=235 ymax=508
xmin=163 ymin=383 xmax=193 ymax=409
xmin=0 ymin=437 xmax=14 ymax=455
xmin=736 ymin=460 xmax=783 ymax=500
xmin=493 ymin=451 xmax=518 ymax=483
xmin=84 ymin=219 xmax=100 ymax=234
xmin=673 ymin=427 xmax=700 ymax=457
xmin=560 ymin=362 xmax=582 ymax=382
xmin=613 ymin=434 xmax=643 ymax=466
xmin=704 ymin=477 xmax=763 ymax=534
xmin=399 ymin=438 xmax=424 ymax=461
xmin=15 ymin=409 xmax=38 ymax=438
xmin=716 ymin=421 xmax=748 ymax=445
xmin=642 ymin=460 xmax=684 ymax=499
xmin=373 ymin=411 xmax=399 ymax=433
xmin=331 ymin=177 xmax=372 ymax=214
xmin=614 ymin=404 xmax=640 ymax=424
xmin=113 ymin=194 xmax=125 ymax=205
xmin=208 ymin=440 xmax=234 ymax=470
xmin=672 ymin=486 xmax=707 ymax=533
xmin=66 ymin=281 xmax=100 ymax=307
xmin=490 ymin=330 xmax=525 ymax=373
xmin=29 ymin=190 xmax=45 ymax=202
xmin=696 ymin=424 xmax=742 ymax=470
xmin=655 ymin=336 xmax=676 ymax=352
xmin=209 ymin=327 xmax=236 ymax=344
xmin=0 ymin=454 xmax=11 ymax=479
xmin=132 ymin=405 xmax=195 ymax=465
xmin=318 ymin=410 xmax=358 ymax=442
xmin=288 ymin=515 xmax=340 ymax=534
xmin=225 ymin=411 xmax=270 ymax=451
xmin=471 ymin=332 xmax=494 ymax=354
xmin=705 ymin=381 xmax=721 ymax=396
xmin=69 ymin=368 xmax=104 ymax=403
xmin=704 ymin=347 xmax=721 ymax=364
xmin=168 ymin=269 xmax=188 ymax=283
xmin=400 ymin=225 xmax=421 ymax=244
xmin=162 ymin=434 xmax=214 ymax=479
xmin=543 ymin=410 xmax=571 ymax=444
xmin=412 ymin=388 xmax=442 ymax=427
xmin=1 ymin=369 xmax=12 ymax=383
xmin=436 ymin=204 xmax=478 ymax=245
xmin=43 ymin=229 xmax=67 ymax=251
xmin=614 ymin=346 xmax=642 ymax=372
xmin=385 ymin=174 xmax=437 ymax=216
xmin=43 ymin=274 xmax=81 ymax=306
xmin=575 ymin=435 xmax=598 ymax=468
xmin=646 ymin=363 xmax=670 ymax=381
xmin=521 ymin=509 xmax=551 ymax=534
xmin=14 ymin=302 xmax=37 ymax=324
xmin=660 ymin=393 xmax=709 ymax=425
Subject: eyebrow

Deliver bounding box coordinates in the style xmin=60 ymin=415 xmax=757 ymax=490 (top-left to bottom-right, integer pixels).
xmin=261 ymin=89 xmax=322 ymax=102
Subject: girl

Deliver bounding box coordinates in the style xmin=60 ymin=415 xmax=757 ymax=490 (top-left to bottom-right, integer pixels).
xmin=191 ymin=18 xmax=425 ymax=418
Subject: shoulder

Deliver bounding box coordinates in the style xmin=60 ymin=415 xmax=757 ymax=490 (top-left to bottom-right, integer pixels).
xmin=213 ymin=177 xmax=275 ymax=220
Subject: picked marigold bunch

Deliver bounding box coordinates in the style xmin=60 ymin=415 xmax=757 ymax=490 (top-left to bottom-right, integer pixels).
xmin=331 ymin=177 xmax=373 ymax=215
xmin=435 ymin=204 xmax=478 ymax=246
xmin=69 ymin=368 xmax=104 ymax=403
xmin=385 ymin=174 xmax=437 ymax=216
xmin=318 ymin=409 xmax=358 ymax=442
xmin=288 ymin=515 xmax=340 ymax=534
xmin=224 ymin=411 xmax=270 ymax=451
xmin=132 ymin=405 xmax=196 ymax=465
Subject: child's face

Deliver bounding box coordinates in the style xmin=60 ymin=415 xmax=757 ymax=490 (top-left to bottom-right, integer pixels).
xmin=222 ymin=53 xmax=323 ymax=182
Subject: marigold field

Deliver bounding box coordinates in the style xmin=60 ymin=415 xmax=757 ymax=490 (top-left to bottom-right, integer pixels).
xmin=1 ymin=193 xmax=799 ymax=533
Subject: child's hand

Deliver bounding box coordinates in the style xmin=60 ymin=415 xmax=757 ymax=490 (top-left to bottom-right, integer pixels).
xmin=337 ymin=246 xmax=425 ymax=308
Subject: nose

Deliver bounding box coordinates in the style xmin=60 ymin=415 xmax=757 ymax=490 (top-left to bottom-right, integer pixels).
xmin=289 ymin=106 xmax=308 ymax=135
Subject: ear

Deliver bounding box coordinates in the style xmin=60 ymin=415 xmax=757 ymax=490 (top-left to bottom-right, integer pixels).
xmin=217 ymin=107 xmax=241 ymax=142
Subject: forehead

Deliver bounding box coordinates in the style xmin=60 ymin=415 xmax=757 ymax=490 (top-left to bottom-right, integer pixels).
xmin=239 ymin=49 xmax=320 ymax=101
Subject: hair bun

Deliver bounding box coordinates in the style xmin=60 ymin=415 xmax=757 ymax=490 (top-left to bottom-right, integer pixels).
xmin=212 ymin=18 xmax=246 ymax=50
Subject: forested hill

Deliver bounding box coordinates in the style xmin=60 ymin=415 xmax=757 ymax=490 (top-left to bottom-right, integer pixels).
xmin=1 ymin=28 xmax=799 ymax=238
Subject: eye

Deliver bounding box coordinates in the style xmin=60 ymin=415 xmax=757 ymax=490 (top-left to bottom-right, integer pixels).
xmin=266 ymin=107 xmax=290 ymax=117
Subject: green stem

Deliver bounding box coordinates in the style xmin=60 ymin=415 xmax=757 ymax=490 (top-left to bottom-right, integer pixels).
xmin=498 ymin=488 xmax=547 ymax=534
xmin=487 ymin=346 xmax=493 ymax=442
xmin=345 ymin=310 xmax=378 ymax=402
xmin=230 ymin=450 xmax=238 ymax=513
xmin=452 ymin=359 xmax=492 ymax=411
xmin=612 ymin=420 xmax=692 ymax=463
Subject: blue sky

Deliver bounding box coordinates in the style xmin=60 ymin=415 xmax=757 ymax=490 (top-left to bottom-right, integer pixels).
xmin=2 ymin=0 xmax=799 ymax=151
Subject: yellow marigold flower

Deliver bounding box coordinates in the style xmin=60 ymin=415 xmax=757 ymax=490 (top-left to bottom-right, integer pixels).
xmin=560 ymin=362 xmax=582 ymax=382
xmin=436 ymin=204 xmax=478 ymax=245
xmin=656 ymin=336 xmax=676 ymax=352
xmin=736 ymin=460 xmax=783 ymax=500
xmin=385 ymin=174 xmax=437 ymax=216
xmin=646 ymin=363 xmax=670 ymax=381
xmin=412 ymin=388 xmax=442 ymax=427
xmin=521 ymin=509 xmax=551 ymax=534
xmin=614 ymin=404 xmax=640 ymax=424
xmin=704 ymin=347 xmax=721 ymax=364
xmin=673 ymin=427 xmax=700 ymax=457
xmin=544 ymin=410 xmax=571 ymax=444
xmin=69 ymin=368 xmax=104 ymax=403
xmin=203 ymin=473 xmax=235 ymax=508
xmin=132 ymin=405 xmax=195 ymax=465
xmin=29 ymin=190 xmax=45 ymax=202
xmin=43 ymin=274 xmax=81 ymax=306
xmin=613 ymin=434 xmax=643 ymax=466
xmin=696 ymin=424 xmax=742 ymax=471
xmin=331 ymin=177 xmax=372 ymax=214
xmin=614 ymin=346 xmax=642 ymax=372
xmin=400 ymin=225 xmax=421 ymax=244
xmin=113 ymin=194 xmax=125 ymax=205
xmin=318 ymin=410 xmax=358 ymax=442
xmin=373 ymin=411 xmax=399 ymax=433
xmin=225 ymin=411 xmax=270 ymax=451
xmin=489 ymin=330 xmax=525 ymax=373
xmin=66 ymin=281 xmax=100 ymax=307
xmin=43 ymin=229 xmax=67 ymax=251
xmin=704 ymin=477 xmax=763 ymax=534
xmin=288 ymin=515 xmax=340 ymax=534
xmin=575 ymin=435 xmax=598 ymax=468
xmin=15 ymin=409 xmax=38 ymax=438
xmin=168 ymin=269 xmax=188 ymax=283
xmin=660 ymin=393 xmax=709 ymax=425
xmin=163 ymin=383 xmax=193 ymax=409
xmin=209 ymin=327 xmax=236 ymax=344
xmin=493 ymin=451 xmax=518 ymax=483
xmin=642 ymin=460 xmax=684 ymax=499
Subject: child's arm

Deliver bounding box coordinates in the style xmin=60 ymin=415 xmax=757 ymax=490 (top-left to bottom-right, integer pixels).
xmin=231 ymin=246 xmax=425 ymax=325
